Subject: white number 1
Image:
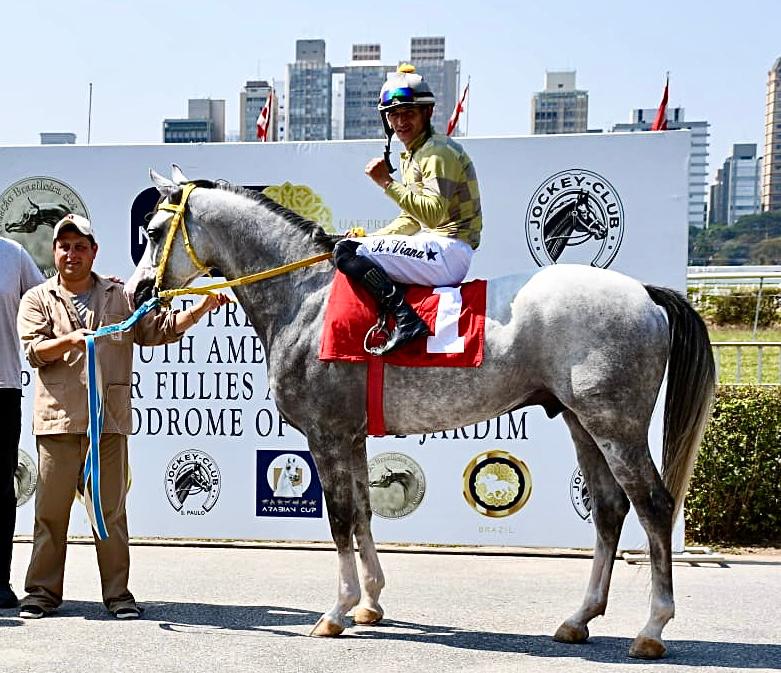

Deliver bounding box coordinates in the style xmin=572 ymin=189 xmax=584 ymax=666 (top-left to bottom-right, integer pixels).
xmin=426 ymin=287 xmax=466 ymax=354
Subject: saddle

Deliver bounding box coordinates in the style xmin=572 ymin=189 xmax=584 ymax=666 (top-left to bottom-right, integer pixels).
xmin=319 ymin=271 xmax=487 ymax=368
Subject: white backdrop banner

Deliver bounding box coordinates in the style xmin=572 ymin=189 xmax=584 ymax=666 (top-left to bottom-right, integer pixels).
xmin=2 ymin=131 xmax=690 ymax=550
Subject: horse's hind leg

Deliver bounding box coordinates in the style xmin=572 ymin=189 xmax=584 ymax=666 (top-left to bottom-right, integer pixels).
xmin=554 ymin=411 xmax=630 ymax=645
xmin=351 ymin=439 xmax=385 ymax=625
xmin=587 ymin=425 xmax=675 ymax=659
xmin=308 ymin=434 xmax=361 ymax=637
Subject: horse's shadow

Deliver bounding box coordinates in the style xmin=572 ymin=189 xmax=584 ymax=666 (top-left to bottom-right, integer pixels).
xmin=148 ymin=601 xmax=778 ymax=669
xmin=43 ymin=600 xmax=780 ymax=668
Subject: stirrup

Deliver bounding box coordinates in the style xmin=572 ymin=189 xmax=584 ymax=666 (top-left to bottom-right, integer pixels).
xmin=364 ymin=314 xmax=391 ymax=355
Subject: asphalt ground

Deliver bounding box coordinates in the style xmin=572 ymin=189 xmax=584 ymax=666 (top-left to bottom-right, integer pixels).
xmin=1 ymin=541 xmax=779 ymax=673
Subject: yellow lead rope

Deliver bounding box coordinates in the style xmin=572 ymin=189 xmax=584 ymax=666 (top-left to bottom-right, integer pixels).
xmin=157 ymin=251 xmax=333 ymax=300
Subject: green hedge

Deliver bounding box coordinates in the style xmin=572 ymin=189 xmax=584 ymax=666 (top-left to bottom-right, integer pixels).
xmin=688 ymin=287 xmax=780 ymax=327
xmin=685 ymin=386 xmax=781 ymax=545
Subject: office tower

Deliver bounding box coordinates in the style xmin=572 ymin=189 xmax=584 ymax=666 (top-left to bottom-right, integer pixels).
xmin=285 ymin=39 xmax=332 ymax=140
xmin=531 ymin=71 xmax=588 ymax=135
xmin=761 ymin=57 xmax=781 ymax=212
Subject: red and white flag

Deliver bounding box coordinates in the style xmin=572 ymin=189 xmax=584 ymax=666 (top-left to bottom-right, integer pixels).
xmin=256 ymin=89 xmax=274 ymax=141
xmin=650 ymin=76 xmax=669 ymax=131
xmin=446 ymin=80 xmax=470 ymax=137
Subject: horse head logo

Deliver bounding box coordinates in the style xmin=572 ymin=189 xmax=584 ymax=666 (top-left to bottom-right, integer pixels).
xmin=174 ymin=463 xmax=213 ymax=506
xmin=5 ymin=198 xmax=70 ymax=234
xmin=543 ymin=190 xmax=608 ymax=262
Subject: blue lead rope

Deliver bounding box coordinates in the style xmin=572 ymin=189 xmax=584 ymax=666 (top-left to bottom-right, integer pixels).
xmin=84 ymin=297 xmax=160 ymax=540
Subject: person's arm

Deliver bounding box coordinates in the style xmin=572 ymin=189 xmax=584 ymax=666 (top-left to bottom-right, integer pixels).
xmin=384 ymin=152 xmax=449 ymax=228
xmin=372 ymin=212 xmax=421 ymax=237
xmin=173 ymin=293 xmax=230 ymax=334
xmin=18 ymin=247 xmax=45 ymax=295
xmin=32 ymin=329 xmax=94 ymax=364
xmin=17 ymin=290 xmax=91 ymax=368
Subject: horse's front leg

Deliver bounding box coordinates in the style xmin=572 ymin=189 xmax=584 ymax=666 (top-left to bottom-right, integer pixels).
xmin=352 ymin=438 xmax=385 ymax=625
xmin=309 ymin=436 xmax=361 ymax=637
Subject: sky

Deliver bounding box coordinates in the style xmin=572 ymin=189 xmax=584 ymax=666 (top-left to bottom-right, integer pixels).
xmin=1 ymin=0 xmax=779 ymax=182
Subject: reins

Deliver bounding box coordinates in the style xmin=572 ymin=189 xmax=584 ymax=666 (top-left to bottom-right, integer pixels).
xmin=153 ymin=182 xmax=333 ymax=302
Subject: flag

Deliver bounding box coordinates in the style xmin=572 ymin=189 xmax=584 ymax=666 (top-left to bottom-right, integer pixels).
xmin=446 ymin=81 xmax=470 ymax=137
xmin=256 ymin=89 xmax=274 ymax=141
xmin=650 ymin=76 xmax=669 ymax=131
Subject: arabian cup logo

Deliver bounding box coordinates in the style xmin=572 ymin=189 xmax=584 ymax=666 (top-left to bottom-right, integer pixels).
xmin=256 ymin=450 xmax=323 ymax=518
xmin=0 ymin=177 xmax=89 ymax=277
xmin=15 ymin=449 xmax=38 ymax=508
xmin=463 ymin=450 xmax=532 ymax=518
xmin=367 ymin=452 xmax=426 ymax=519
xmin=164 ymin=450 xmax=221 ymax=515
xmin=570 ymin=467 xmax=592 ymax=521
xmin=525 ymin=169 xmax=624 ymax=268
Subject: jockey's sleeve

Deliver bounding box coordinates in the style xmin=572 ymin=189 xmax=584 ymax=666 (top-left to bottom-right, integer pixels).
xmin=372 ymin=212 xmax=421 ymax=237
xmin=384 ymin=152 xmax=449 ymax=228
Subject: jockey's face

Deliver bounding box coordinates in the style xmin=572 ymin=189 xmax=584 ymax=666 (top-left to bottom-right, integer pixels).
xmin=387 ymin=105 xmax=432 ymax=147
xmin=54 ymin=231 xmax=97 ymax=284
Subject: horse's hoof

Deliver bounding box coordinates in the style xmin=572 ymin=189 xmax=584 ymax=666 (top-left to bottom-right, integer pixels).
xmin=353 ymin=606 xmax=384 ymax=625
xmin=629 ymin=636 xmax=667 ymax=659
xmin=553 ymin=622 xmax=589 ymax=643
xmin=309 ymin=615 xmax=346 ymax=637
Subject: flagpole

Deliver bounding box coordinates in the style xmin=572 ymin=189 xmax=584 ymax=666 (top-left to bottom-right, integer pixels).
xmin=87 ymin=82 xmax=93 ymax=144
xmin=465 ymin=76 xmax=471 ymax=137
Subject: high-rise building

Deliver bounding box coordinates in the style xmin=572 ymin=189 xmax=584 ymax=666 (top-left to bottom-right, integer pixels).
xmin=531 ymin=71 xmax=588 ymax=135
xmin=163 ymin=98 xmax=225 ymax=143
xmin=406 ymin=37 xmax=459 ymax=135
xmin=709 ymin=144 xmax=762 ymax=225
xmin=613 ymin=107 xmax=710 ymax=228
xmin=240 ymin=80 xmax=278 ymax=142
xmin=761 ymin=57 xmax=781 ymax=212
xmin=339 ymin=44 xmax=391 ymax=140
xmin=285 ymin=39 xmax=332 ymax=141
xmin=40 ymin=132 xmax=76 ymax=144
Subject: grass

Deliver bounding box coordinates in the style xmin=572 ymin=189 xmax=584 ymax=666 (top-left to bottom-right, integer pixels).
xmin=708 ymin=325 xmax=781 ymax=384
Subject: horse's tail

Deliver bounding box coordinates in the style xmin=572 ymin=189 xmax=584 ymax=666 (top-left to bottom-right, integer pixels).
xmin=644 ymin=285 xmax=715 ymax=522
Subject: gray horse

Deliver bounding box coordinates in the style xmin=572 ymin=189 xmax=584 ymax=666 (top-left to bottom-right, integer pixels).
xmin=126 ymin=167 xmax=714 ymax=660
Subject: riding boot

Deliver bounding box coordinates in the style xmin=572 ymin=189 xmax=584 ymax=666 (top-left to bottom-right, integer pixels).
xmin=361 ymin=266 xmax=429 ymax=355
xmin=333 ymin=239 xmax=429 ymax=355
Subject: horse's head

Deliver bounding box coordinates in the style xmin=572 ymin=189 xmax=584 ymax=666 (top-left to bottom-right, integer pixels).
xmin=369 ymin=467 xmax=395 ymax=489
xmin=126 ymin=165 xmax=219 ymax=308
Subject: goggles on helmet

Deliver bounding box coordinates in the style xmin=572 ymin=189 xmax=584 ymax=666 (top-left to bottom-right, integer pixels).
xmin=380 ymin=86 xmax=416 ymax=106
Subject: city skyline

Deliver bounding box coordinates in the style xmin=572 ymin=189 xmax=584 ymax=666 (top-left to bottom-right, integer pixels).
xmin=2 ymin=0 xmax=779 ymax=184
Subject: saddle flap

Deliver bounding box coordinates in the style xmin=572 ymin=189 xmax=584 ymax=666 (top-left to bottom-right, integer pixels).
xmin=319 ymin=271 xmax=486 ymax=367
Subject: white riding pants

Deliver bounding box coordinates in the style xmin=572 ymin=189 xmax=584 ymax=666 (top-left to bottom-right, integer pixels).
xmin=354 ymin=232 xmax=474 ymax=286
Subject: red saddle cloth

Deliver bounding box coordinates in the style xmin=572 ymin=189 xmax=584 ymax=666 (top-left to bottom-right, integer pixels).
xmin=319 ymin=272 xmax=487 ymax=437
xmin=319 ymin=271 xmax=487 ymax=367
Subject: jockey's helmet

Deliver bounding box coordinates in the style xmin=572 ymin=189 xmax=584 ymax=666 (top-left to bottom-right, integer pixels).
xmin=377 ymin=64 xmax=436 ymax=112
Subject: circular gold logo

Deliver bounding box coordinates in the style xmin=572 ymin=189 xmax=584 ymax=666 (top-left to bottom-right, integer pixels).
xmin=0 ymin=176 xmax=89 ymax=277
xmin=368 ymin=452 xmax=426 ymax=519
xmin=462 ymin=450 xmax=532 ymax=518
xmin=15 ymin=449 xmax=37 ymax=507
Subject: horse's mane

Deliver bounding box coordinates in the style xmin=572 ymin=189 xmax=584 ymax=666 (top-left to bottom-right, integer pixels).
xmin=174 ymin=179 xmax=340 ymax=253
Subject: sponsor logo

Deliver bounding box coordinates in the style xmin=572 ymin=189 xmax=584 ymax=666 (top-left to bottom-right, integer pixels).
xmin=570 ymin=467 xmax=592 ymax=521
xmin=463 ymin=450 xmax=532 ymax=518
xmin=15 ymin=449 xmax=37 ymax=508
xmin=367 ymin=452 xmax=426 ymax=519
xmin=525 ymin=169 xmax=624 ymax=268
xmin=256 ymin=450 xmax=323 ymax=518
xmin=0 ymin=176 xmax=89 ymax=276
xmin=164 ymin=450 xmax=221 ymax=515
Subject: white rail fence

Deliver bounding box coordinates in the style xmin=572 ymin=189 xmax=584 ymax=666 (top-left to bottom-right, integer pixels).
xmin=687 ymin=269 xmax=781 ymax=386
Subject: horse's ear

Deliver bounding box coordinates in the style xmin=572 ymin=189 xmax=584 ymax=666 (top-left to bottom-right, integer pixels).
xmin=171 ymin=164 xmax=189 ymax=185
xmin=150 ymin=168 xmax=176 ymax=196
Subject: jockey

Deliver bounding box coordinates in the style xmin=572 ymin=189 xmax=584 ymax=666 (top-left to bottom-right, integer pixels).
xmin=334 ymin=64 xmax=483 ymax=355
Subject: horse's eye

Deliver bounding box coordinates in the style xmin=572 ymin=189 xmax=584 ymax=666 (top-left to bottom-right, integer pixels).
xmin=147 ymin=228 xmax=162 ymax=243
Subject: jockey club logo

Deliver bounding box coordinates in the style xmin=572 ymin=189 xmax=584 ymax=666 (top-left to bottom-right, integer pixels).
xmin=164 ymin=450 xmax=221 ymax=515
xmin=15 ymin=448 xmax=38 ymax=508
xmin=525 ymin=169 xmax=624 ymax=268
xmin=462 ymin=450 xmax=532 ymax=518
xmin=367 ymin=452 xmax=426 ymax=519
xmin=570 ymin=467 xmax=592 ymax=521
xmin=0 ymin=176 xmax=90 ymax=277
xmin=256 ymin=450 xmax=323 ymax=518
